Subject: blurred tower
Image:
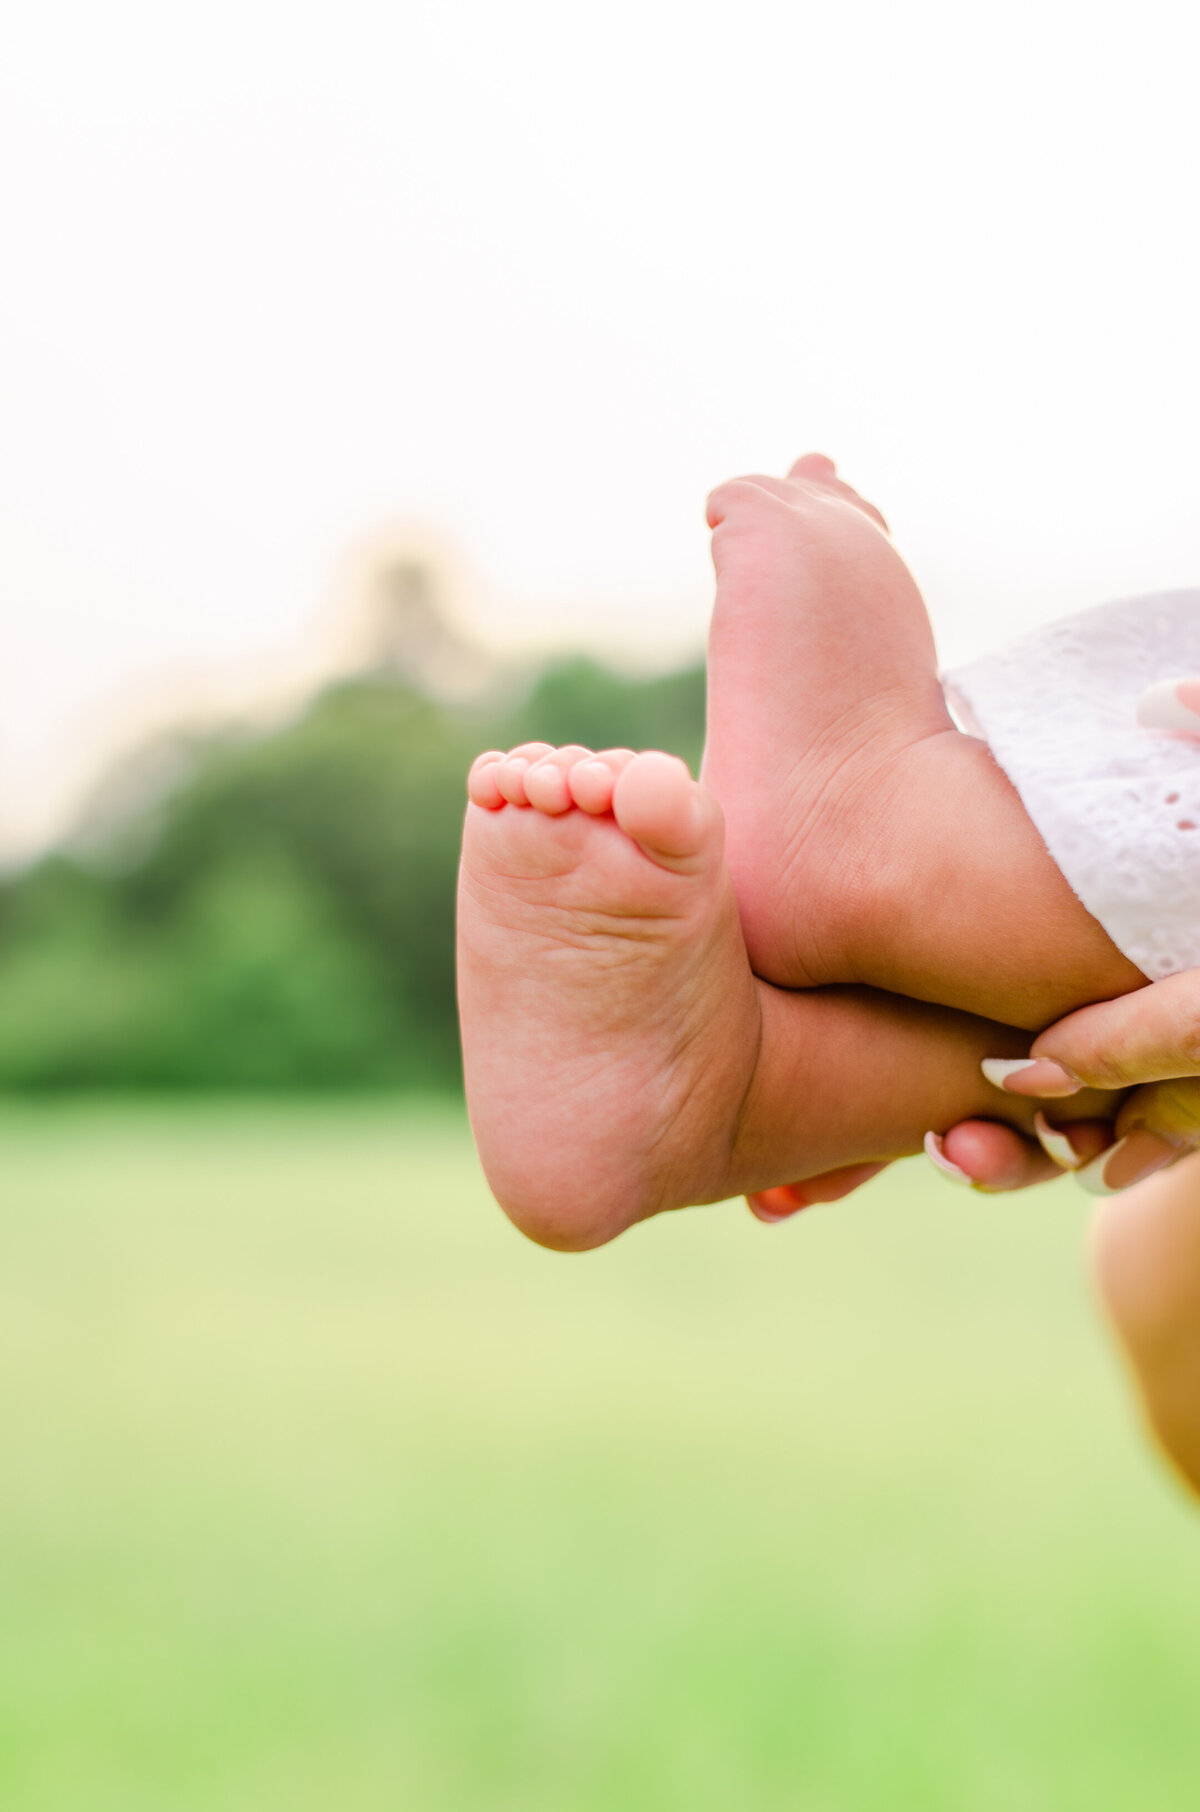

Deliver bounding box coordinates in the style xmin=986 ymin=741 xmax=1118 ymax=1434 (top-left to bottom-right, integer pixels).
xmin=349 ymin=539 xmax=493 ymax=699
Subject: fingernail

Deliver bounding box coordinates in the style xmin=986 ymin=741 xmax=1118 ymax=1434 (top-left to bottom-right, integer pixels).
xmin=1075 ymin=1129 xmax=1184 ymax=1196
xmin=1034 ymin=1111 xmax=1084 ymax=1171
xmin=1137 ymin=677 xmax=1200 ymax=732
xmin=747 ymin=1185 xmax=811 ymax=1223
xmin=924 ymin=1131 xmax=974 ymax=1188
xmin=980 ymin=1057 xmax=1080 ymax=1097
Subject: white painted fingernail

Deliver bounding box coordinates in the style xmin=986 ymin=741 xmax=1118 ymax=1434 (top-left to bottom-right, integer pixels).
xmin=924 ymin=1131 xmax=974 ymax=1188
xmin=1075 ymin=1130 xmax=1182 ymax=1195
xmin=1034 ymin=1112 xmax=1082 ymax=1170
xmin=1137 ymin=677 xmax=1200 ymax=732
xmin=981 ymin=1059 xmax=1037 ymax=1089
xmin=1076 ymin=1140 xmax=1128 ymax=1195
xmin=980 ymin=1057 xmax=1080 ymax=1097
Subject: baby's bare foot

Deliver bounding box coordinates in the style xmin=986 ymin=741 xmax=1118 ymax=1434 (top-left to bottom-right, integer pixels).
xmin=703 ymin=455 xmax=953 ymax=990
xmin=702 ymin=455 xmax=1141 ymax=1029
xmin=458 ymin=740 xmax=1118 ymax=1233
xmin=457 ymin=743 xmax=762 ymax=1249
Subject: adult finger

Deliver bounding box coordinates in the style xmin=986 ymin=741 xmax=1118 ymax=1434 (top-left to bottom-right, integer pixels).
xmin=746 ymin=1161 xmax=891 ymax=1222
xmin=930 ymin=1116 xmax=1114 ymax=1190
xmin=1071 ymin=1076 xmax=1200 ymax=1195
xmin=750 ymin=1112 xmax=1104 ymax=1213
xmin=928 ymin=1121 xmax=1057 ymax=1191
xmin=1014 ymin=970 xmax=1200 ymax=1094
xmin=1137 ymin=676 xmax=1200 ymax=733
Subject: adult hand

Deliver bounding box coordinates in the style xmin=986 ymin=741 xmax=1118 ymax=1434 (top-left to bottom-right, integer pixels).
xmin=926 ymin=673 xmax=1200 ymax=1194
xmin=746 ymin=1108 xmax=1116 ymax=1218
xmin=929 ymin=972 xmax=1200 ymax=1195
xmin=972 ymin=970 xmax=1200 ymax=1193
xmin=926 ymin=979 xmax=1200 ymax=1198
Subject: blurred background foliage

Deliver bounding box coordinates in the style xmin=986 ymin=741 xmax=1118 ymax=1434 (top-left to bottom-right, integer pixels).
xmin=0 ymin=612 xmax=705 ymax=1092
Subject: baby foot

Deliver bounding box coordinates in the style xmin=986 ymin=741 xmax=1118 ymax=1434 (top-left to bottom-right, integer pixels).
xmin=702 ymin=454 xmax=954 ymax=993
xmin=457 ymin=743 xmax=762 ymax=1249
xmin=701 ymin=455 xmax=1138 ymax=1028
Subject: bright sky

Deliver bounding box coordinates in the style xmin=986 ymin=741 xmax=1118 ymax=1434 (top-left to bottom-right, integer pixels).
xmin=2 ymin=0 xmax=1198 ymax=854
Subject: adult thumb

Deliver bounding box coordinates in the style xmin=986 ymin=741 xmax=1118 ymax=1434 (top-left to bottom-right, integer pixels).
xmin=1032 ymin=970 xmax=1200 ymax=1091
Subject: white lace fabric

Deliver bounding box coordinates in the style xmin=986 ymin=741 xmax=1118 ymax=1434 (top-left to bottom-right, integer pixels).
xmin=944 ymin=591 xmax=1200 ymax=982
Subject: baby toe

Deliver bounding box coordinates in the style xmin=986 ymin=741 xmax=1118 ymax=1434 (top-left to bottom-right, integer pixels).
xmin=496 ymin=755 xmax=534 ymax=806
xmin=567 ymin=751 xmax=631 ymax=815
xmin=787 ymin=452 xmax=838 ymax=481
xmin=507 ymin=742 xmax=556 ymax=762
xmin=524 ymin=746 xmax=592 ymax=815
xmin=613 ymin=752 xmax=718 ymax=867
xmin=467 ymin=752 xmax=507 ymax=809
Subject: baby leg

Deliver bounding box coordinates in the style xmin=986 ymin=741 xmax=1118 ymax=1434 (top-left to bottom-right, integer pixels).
xmin=703 ymin=458 xmax=1146 ymax=1031
xmin=459 ymin=742 xmax=1114 ymax=1249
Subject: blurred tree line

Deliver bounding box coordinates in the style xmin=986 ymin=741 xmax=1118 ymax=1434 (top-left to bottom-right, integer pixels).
xmin=0 ymin=654 xmax=705 ymax=1091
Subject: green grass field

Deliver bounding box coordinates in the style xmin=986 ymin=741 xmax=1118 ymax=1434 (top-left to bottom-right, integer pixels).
xmin=1 ymin=1101 xmax=1198 ymax=1810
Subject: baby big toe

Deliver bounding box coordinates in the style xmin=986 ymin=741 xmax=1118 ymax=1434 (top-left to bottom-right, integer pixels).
xmin=613 ymin=752 xmax=715 ymax=865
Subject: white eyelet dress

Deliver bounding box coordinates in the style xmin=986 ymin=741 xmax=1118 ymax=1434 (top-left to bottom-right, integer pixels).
xmin=943 ymin=591 xmax=1200 ymax=983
